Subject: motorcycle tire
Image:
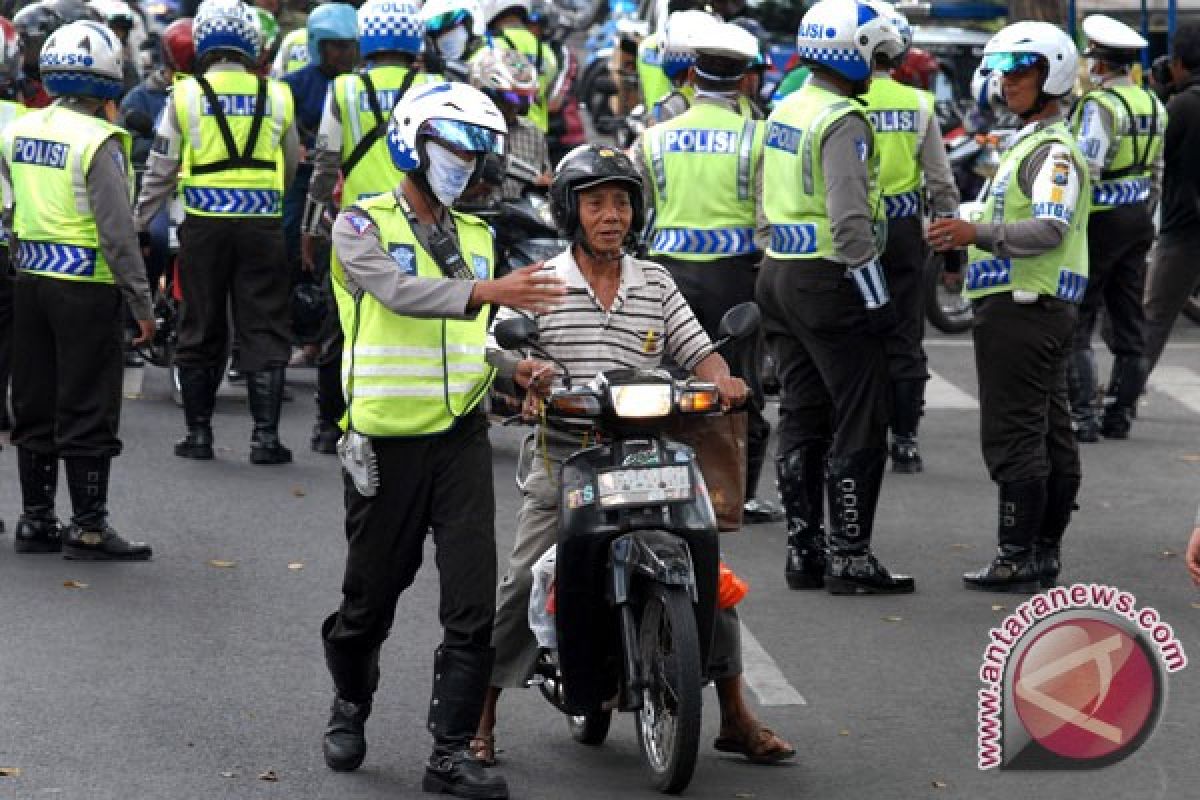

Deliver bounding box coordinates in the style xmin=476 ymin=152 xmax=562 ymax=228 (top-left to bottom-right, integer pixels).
xmin=635 ymin=583 xmax=702 ymax=795
xmin=1184 ymin=283 xmax=1200 ymax=325
xmin=568 ymin=710 xmax=613 ymax=746
xmin=925 ymin=250 xmax=974 ymax=334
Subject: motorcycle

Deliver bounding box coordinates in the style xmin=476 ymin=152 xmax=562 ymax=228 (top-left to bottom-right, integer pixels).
xmin=493 ymin=302 xmax=760 ymax=795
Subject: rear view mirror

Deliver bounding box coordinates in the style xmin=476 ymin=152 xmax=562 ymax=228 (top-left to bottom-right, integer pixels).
xmin=493 ymin=315 xmax=540 ymax=351
xmin=717 ymin=302 xmax=760 ymax=343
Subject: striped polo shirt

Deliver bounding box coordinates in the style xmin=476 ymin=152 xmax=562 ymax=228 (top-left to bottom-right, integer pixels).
xmin=489 ymin=247 xmax=714 ymax=385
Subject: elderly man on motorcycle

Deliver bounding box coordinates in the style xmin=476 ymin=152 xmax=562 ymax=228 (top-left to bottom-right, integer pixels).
xmin=475 ymin=143 xmax=795 ymax=768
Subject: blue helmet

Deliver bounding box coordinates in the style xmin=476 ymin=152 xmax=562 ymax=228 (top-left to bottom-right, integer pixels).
xmin=194 ymin=0 xmax=261 ymax=63
xmin=307 ymin=3 xmax=359 ymax=63
xmin=796 ymin=0 xmax=904 ymax=82
xmin=358 ymin=0 xmax=424 ymax=58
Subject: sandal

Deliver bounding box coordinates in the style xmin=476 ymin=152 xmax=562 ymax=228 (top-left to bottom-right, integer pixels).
xmin=470 ymin=734 xmax=497 ymax=767
xmin=713 ymin=725 xmax=796 ymax=765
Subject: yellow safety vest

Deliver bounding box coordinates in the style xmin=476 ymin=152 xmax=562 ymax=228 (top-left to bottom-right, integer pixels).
xmin=1071 ymin=83 xmax=1167 ymax=211
xmin=276 ymin=29 xmax=309 ymax=76
xmin=862 ymin=75 xmax=933 ymax=218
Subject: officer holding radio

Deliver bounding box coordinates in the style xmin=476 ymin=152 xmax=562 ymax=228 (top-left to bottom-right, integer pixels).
xmin=929 ymin=22 xmax=1089 ymax=593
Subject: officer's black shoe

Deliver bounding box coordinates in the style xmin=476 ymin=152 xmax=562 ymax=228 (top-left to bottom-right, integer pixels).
xmin=1073 ymin=417 xmax=1101 ymax=443
xmin=14 ymin=515 xmax=63 ymax=553
xmin=776 ymin=444 xmax=829 ymax=589
xmin=422 ymin=750 xmax=508 ymax=799
xmin=175 ymin=427 xmax=214 ymax=460
xmin=1100 ymin=408 xmax=1132 ymax=439
xmin=825 ymin=552 xmax=915 ymax=594
xmin=963 ymin=549 xmax=1040 ymax=594
xmin=63 ymin=524 xmax=153 ymax=561
xmin=1036 ymin=545 xmax=1062 ymax=589
xmin=742 ymin=497 xmax=783 ymax=524
xmin=1035 ymin=472 xmax=1079 ymax=589
xmin=176 ymin=366 xmax=217 ymax=459
xmin=323 ymin=696 xmax=371 ymax=772
xmin=965 ymin=479 xmax=1045 ymax=593
xmin=890 ymin=435 xmax=923 ymax=474
xmin=785 ymin=534 xmax=825 ymax=590
xmin=247 ymin=368 xmax=293 ymax=465
xmin=311 ymin=421 xmax=340 ymax=455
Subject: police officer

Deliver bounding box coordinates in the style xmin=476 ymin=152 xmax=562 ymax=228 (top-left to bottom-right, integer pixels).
xmin=636 ymin=0 xmax=696 ymax=111
xmin=639 ymin=22 xmax=781 ymax=527
xmin=1 ymin=20 xmax=154 ymax=559
xmin=757 ymin=0 xmax=913 ymax=594
xmin=929 ymin=23 xmax=1088 ymax=592
xmin=0 ymin=16 xmax=27 ymax=443
xmin=862 ymin=1 xmax=959 ymax=472
xmin=318 ymin=81 xmax=564 ymax=799
xmin=422 ymin=0 xmax=485 ymax=80
xmin=649 ymin=9 xmax=759 ymax=124
xmin=478 ymin=0 xmax=556 ymax=134
xmin=1068 ymin=14 xmax=1165 ymax=442
xmin=302 ymin=0 xmax=435 ymax=454
xmin=135 ymin=0 xmax=300 ymax=464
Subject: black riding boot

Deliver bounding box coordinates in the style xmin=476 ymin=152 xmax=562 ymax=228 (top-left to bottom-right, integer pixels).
xmin=824 ymin=449 xmax=914 ymax=594
xmin=963 ymin=479 xmax=1045 ymax=593
xmin=321 ymin=615 xmax=380 ymax=772
xmin=247 ymin=367 xmax=292 ymax=465
xmin=1102 ymin=355 xmax=1144 ymax=439
xmin=776 ymin=442 xmax=828 ymax=589
xmin=889 ymin=379 xmax=924 ymax=474
xmin=1036 ymin=472 xmax=1080 ymax=589
xmin=62 ymin=457 xmax=152 ymax=561
xmin=175 ymin=366 xmax=218 ymax=459
xmin=14 ymin=448 xmax=62 ymax=553
xmin=423 ymin=645 xmax=508 ymax=799
xmin=1067 ymin=350 xmax=1100 ymax=443
xmin=311 ymin=360 xmax=343 ymax=455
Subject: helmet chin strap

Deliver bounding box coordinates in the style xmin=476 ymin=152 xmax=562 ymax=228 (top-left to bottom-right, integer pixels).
xmin=572 ymin=227 xmax=632 ymax=263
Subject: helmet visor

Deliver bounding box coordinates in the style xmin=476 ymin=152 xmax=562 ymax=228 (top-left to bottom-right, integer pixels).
xmin=494 ymin=89 xmax=534 ymax=114
xmin=419 ymin=118 xmax=505 ymax=156
xmin=983 ymin=51 xmax=1043 ymax=76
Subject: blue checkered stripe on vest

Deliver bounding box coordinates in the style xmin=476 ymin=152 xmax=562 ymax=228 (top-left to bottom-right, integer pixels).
xmin=883 ymin=190 xmax=921 ymax=219
xmin=15 ymin=241 xmax=98 ymax=277
xmin=965 ymin=257 xmax=1012 ymax=292
xmin=1092 ymin=177 xmax=1150 ymax=207
xmin=1056 ymin=269 xmax=1088 ymax=303
xmin=651 ymin=227 xmax=757 ymax=256
xmin=183 ymin=187 xmax=282 ymax=215
xmin=769 ymin=224 xmax=818 ymax=255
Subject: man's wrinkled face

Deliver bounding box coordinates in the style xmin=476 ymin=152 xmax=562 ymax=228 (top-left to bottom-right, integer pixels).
xmin=578 ymin=184 xmax=633 ymax=254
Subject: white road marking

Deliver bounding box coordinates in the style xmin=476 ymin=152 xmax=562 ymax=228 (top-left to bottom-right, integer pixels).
xmin=122 ymin=366 xmax=145 ymax=399
xmin=1149 ymin=366 xmax=1200 ymax=416
xmin=925 ymin=369 xmax=979 ymax=410
xmin=739 ymin=622 xmax=806 ymax=707
xmin=926 ymin=338 xmax=1200 ymax=350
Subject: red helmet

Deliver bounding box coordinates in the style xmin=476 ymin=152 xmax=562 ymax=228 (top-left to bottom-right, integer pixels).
xmin=891 ymin=47 xmax=940 ymax=90
xmin=0 ymin=17 xmax=19 ymax=92
xmin=161 ymin=17 xmax=195 ymax=75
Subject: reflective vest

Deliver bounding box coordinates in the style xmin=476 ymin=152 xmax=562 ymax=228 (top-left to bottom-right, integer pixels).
xmin=1 ymin=106 xmax=131 ymax=284
xmin=173 ymin=69 xmax=294 ymax=218
xmin=643 ymin=101 xmax=762 ymax=261
xmin=275 ymin=29 xmax=309 ymax=77
xmin=332 ymin=192 xmax=496 ymax=437
xmin=762 ymin=83 xmax=882 ymax=261
xmin=637 ymin=33 xmax=672 ymax=109
xmin=965 ymin=123 xmax=1090 ymax=302
xmin=0 ymin=100 xmax=27 ymax=248
xmin=862 ymin=76 xmax=933 ymax=218
xmin=652 ymin=86 xmax=757 ymax=124
xmin=1071 ymin=84 xmax=1166 ymax=211
xmin=333 ymin=65 xmax=435 ymax=207
xmin=488 ymin=27 xmax=557 ymax=133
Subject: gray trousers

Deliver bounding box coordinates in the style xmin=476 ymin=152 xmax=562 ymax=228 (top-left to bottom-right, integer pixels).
xmin=1144 ymin=233 xmax=1200 ymax=375
xmin=490 ymin=438 xmax=743 ymax=689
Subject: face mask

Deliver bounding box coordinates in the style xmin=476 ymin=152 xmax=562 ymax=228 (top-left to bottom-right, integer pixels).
xmin=1084 ymin=57 xmax=1104 ymax=88
xmin=425 ymin=140 xmax=477 ymax=207
xmin=436 ymin=26 xmax=470 ymax=61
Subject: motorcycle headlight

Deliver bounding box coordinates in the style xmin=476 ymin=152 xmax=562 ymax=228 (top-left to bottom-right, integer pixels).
xmin=609 ymin=384 xmax=673 ymax=419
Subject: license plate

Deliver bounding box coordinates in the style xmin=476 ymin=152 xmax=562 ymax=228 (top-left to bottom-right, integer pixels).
xmin=596 ymin=466 xmax=692 ymax=509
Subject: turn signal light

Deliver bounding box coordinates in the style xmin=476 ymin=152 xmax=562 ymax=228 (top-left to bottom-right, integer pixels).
xmin=548 ymin=392 xmax=602 ymax=417
xmin=678 ymin=388 xmax=720 ymax=413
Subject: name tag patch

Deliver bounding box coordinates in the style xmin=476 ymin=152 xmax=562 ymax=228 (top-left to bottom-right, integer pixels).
xmin=472 ymin=254 xmax=489 ymax=280
xmin=202 ymin=95 xmax=272 ymax=116
xmin=661 ymin=128 xmax=738 ymax=154
xmin=764 ymin=121 xmax=802 ymax=154
xmin=867 ymin=109 xmax=917 ymax=133
xmin=1032 ymin=202 xmax=1072 ymax=223
xmin=12 ymin=137 xmax=68 ymax=169
xmin=388 ymin=243 xmax=417 ymax=275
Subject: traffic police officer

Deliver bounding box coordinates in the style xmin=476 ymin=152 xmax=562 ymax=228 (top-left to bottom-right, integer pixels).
xmin=302 ymin=0 xmax=436 ymax=454
xmin=2 ymin=20 xmax=154 ymax=559
xmin=757 ymin=0 xmax=913 ymax=594
xmin=1068 ymin=14 xmax=1165 ymax=442
xmin=318 ymin=81 xmax=563 ymax=799
xmin=929 ymin=22 xmax=1089 ymax=592
xmin=135 ymin=0 xmax=299 ymax=465
xmin=862 ymin=1 xmax=959 ymax=473
xmin=639 ymin=22 xmax=782 ymax=526
xmin=479 ymin=0 xmax=556 ymax=134
xmin=649 ymin=9 xmax=759 ymax=124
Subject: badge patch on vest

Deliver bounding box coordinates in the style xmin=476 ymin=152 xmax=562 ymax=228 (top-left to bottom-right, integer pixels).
xmin=345 ymin=211 xmax=375 ymax=236
xmin=472 ymin=255 xmax=489 ymax=280
xmin=388 ymin=243 xmax=417 ymax=275
xmin=867 ymin=109 xmax=917 ymax=133
xmin=855 ymin=138 xmax=868 ymax=162
xmin=661 ymin=129 xmax=738 ymax=154
xmin=12 ymin=137 xmax=68 ymax=169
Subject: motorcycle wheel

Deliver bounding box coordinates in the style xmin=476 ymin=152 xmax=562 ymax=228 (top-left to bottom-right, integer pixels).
xmin=925 ymin=250 xmax=974 ymax=334
xmin=568 ymin=711 xmax=613 ymax=745
xmin=635 ymin=584 xmax=702 ymax=795
xmin=1184 ymin=283 xmax=1200 ymax=324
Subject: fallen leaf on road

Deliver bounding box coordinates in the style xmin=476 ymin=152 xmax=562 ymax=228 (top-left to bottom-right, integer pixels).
xmin=62 ymin=580 xmax=88 ymax=589
xmin=219 ymin=771 xmax=235 ymax=779
xmin=949 ymin=543 xmax=969 ymax=549
xmin=208 ymin=560 xmax=236 ymax=568
xmin=1178 ymin=453 xmax=1200 ymax=463
xmin=291 ymin=487 xmax=307 ymax=497
xmin=991 ymin=605 xmax=1006 ymax=612
xmin=0 ymin=767 xmax=20 ymax=777
xmin=1191 ymin=602 xmax=1200 ymax=610
xmin=838 ymin=729 xmax=850 ymax=736
xmin=258 ymin=769 xmax=278 ymax=782
xmin=1161 ymin=550 xmax=1177 ymax=558
xmin=882 ymin=615 xmax=903 ymax=622
xmin=734 ymin=794 xmax=755 ymax=799
xmin=287 ymin=562 xmax=304 ymax=571
xmin=932 ymin=780 xmax=948 ymax=789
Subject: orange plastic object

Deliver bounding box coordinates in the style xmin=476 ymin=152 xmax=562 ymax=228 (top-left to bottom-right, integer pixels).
xmin=717 ymin=562 xmax=749 ymax=609
xmin=546 ymin=581 xmax=557 ymax=615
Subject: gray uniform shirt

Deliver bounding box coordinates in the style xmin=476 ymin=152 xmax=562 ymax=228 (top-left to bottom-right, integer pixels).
xmin=0 ymin=99 xmax=152 ymax=320
xmin=1074 ymin=73 xmax=1166 ymax=211
xmin=134 ymin=62 xmax=301 ymax=230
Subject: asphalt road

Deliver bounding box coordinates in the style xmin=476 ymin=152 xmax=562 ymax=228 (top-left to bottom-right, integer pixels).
xmin=0 ymin=322 xmax=1197 ymax=800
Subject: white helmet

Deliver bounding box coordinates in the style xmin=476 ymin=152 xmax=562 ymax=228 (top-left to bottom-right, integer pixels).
xmin=796 ymin=0 xmax=905 ymax=83
xmin=484 ymin=0 xmax=531 ymax=27
xmin=867 ymin=1 xmax=911 ymax=59
xmin=386 ymin=81 xmax=507 ymax=175
xmin=1082 ymin=14 xmax=1147 ymax=65
xmin=39 ymin=19 xmax=124 ymax=99
xmin=661 ymin=9 xmax=719 ymax=80
xmin=982 ymin=21 xmax=1079 ymax=98
xmin=971 ymin=63 xmax=1005 ymax=111
xmin=194 ymin=0 xmax=261 ymax=63
xmin=422 ymin=0 xmax=486 ymax=37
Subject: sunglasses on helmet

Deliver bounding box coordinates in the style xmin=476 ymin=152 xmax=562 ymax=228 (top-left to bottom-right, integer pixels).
xmin=419 ymin=118 xmax=505 ymax=156
xmin=983 ymin=51 xmax=1044 ymax=76
xmin=494 ymin=89 xmax=534 ymax=114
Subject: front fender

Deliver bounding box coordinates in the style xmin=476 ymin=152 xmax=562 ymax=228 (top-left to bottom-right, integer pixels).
xmin=609 ymin=530 xmax=696 ymax=605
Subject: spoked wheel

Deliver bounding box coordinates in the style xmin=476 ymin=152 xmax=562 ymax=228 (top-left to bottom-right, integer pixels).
xmin=924 ymin=250 xmax=974 ymax=334
xmin=535 ymin=651 xmax=613 ymax=745
xmin=635 ymin=584 xmax=702 ymax=795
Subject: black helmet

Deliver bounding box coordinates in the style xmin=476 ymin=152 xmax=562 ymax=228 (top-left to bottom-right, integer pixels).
xmin=550 ymin=144 xmax=645 ymax=248
xmin=290 ymin=281 xmax=329 ymax=342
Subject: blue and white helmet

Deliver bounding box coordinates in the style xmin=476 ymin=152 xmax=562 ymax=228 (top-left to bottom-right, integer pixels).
xmin=661 ymin=10 xmax=718 ymax=80
xmin=39 ymin=19 xmax=124 ymax=100
xmin=422 ymin=0 xmax=485 ymax=37
xmin=306 ymin=2 xmax=358 ymax=63
xmin=359 ymin=0 xmax=424 ymax=58
xmin=194 ymin=0 xmax=261 ymax=63
xmin=796 ymin=0 xmax=904 ymax=82
xmin=867 ymin=1 xmax=911 ymax=60
xmin=386 ymin=81 xmax=506 ymax=174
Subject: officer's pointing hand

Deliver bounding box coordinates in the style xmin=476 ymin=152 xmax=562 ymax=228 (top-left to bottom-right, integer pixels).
xmin=132 ymin=319 xmax=155 ymax=347
xmin=471 ymin=263 xmax=566 ymax=313
xmin=927 ymin=219 xmax=976 ymax=252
